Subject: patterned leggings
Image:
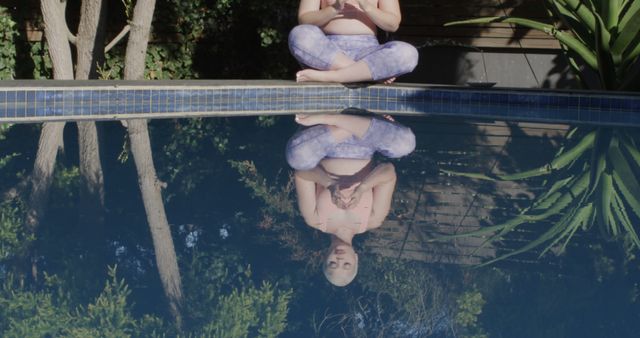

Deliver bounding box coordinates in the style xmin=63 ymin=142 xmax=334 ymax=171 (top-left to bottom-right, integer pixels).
xmin=288 ymin=24 xmax=419 ymax=81
xmin=286 ymin=117 xmax=415 ymax=170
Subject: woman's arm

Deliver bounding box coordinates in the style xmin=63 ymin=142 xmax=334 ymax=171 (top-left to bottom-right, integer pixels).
xmin=298 ymin=0 xmax=343 ymax=26
xmin=359 ymin=162 xmax=397 ymax=228
xmin=358 ymin=0 xmax=401 ymax=32
xmin=294 ymin=170 xmax=324 ymax=227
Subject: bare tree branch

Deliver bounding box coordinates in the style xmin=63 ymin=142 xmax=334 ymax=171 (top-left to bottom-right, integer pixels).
xmin=105 ymin=25 xmax=131 ymax=53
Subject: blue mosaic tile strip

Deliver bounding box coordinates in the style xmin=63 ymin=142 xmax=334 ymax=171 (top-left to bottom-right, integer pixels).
xmin=0 ymin=80 xmax=638 ymax=127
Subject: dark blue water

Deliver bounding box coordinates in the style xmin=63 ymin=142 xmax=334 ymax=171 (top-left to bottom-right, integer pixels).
xmin=0 ymin=115 xmax=639 ymax=337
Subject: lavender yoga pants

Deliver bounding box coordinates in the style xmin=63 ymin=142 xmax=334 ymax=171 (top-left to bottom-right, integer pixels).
xmin=286 ymin=117 xmax=416 ymax=170
xmin=288 ymin=24 xmax=419 ymax=81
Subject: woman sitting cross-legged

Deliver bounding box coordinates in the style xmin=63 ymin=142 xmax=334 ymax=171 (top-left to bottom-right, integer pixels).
xmin=286 ymin=113 xmax=415 ymax=286
xmin=288 ymin=0 xmax=419 ymax=83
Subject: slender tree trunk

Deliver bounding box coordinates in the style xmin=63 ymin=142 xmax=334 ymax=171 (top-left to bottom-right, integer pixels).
xmin=75 ymin=0 xmax=107 ymax=238
xmin=26 ymin=0 xmax=75 ymax=280
xmin=41 ymin=0 xmax=74 ymax=80
xmin=27 ymin=122 xmax=65 ymax=233
xmin=75 ymin=0 xmax=106 ymax=79
xmin=123 ymin=0 xmax=184 ymax=326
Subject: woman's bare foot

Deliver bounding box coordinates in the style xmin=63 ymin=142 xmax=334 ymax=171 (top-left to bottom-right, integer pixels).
xmin=296 ymin=69 xmax=332 ymax=83
xmin=295 ymin=114 xmax=330 ymax=126
xmin=383 ymin=77 xmax=396 ymax=84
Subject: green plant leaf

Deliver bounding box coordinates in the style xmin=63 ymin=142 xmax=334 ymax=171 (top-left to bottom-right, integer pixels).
xmin=439 ymin=169 xmax=495 ymax=181
xmin=622 ymin=137 xmax=640 ymax=167
xmin=556 ymin=0 xmax=598 ymax=33
xmin=597 ymin=172 xmax=615 ymax=235
xmin=610 ymin=143 xmax=640 ymax=220
xmin=546 ymin=0 xmax=594 ymax=49
xmin=478 ymin=204 xmax=592 ymax=267
xmin=611 ymin=0 xmax=640 ymax=58
xmin=540 ymin=203 xmax=593 ymax=257
xmin=490 ymin=130 xmax=595 ymax=181
xmin=445 ymin=16 xmax=598 ymax=68
xmin=612 ymin=186 xmax=640 ymax=249
xmin=438 ymin=171 xmax=589 ymax=244
xmin=533 ymin=175 xmax=577 ymax=209
xmin=594 ymin=14 xmax=619 ymax=88
xmin=618 ymin=0 xmax=640 ymax=32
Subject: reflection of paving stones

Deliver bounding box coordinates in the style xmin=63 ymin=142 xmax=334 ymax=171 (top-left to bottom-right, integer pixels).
xmin=366 ymin=117 xmax=574 ymax=266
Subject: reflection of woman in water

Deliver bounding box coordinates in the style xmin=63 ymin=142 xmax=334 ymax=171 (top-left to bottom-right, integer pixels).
xmin=286 ymin=113 xmax=415 ymax=286
xmin=288 ymin=0 xmax=419 ymax=83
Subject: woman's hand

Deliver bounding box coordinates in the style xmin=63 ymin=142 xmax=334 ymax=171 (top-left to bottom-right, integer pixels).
xmin=327 ymin=0 xmax=347 ymax=11
xmin=328 ymin=183 xmax=349 ymax=209
xmin=328 ymin=176 xmax=359 ymax=209
xmin=344 ymin=184 xmax=366 ymax=209
xmin=356 ymin=0 xmax=373 ymax=12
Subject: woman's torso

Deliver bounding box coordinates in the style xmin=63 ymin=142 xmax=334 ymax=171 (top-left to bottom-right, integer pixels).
xmin=316 ymin=158 xmax=373 ymax=234
xmin=320 ymin=0 xmax=378 ymax=35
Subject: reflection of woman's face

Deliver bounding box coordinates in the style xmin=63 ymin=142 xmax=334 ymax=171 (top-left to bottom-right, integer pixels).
xmin=325 ymin=244 xmax=357 ymax=273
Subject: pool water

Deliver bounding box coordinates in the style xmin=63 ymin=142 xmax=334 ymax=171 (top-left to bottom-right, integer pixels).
xmin=0 ymin=114 xmax=638 ymax=337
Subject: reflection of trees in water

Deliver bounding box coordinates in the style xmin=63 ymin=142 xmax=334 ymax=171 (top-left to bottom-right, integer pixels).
xmin=310 ymin=257 xmax=463 ymax=338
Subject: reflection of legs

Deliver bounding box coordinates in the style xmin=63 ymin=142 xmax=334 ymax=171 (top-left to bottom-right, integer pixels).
xmin=287 ymin=114 xmax=415 ymax=167
xmin=286 ymin=116 xmax=381 ymax=170
xmin=286 ymin=125 xmax=337 ymax=170
xmin=359 ymin=117 xmax=416 ymax=158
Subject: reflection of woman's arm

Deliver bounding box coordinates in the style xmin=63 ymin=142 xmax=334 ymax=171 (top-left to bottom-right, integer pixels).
xmin=295 ymin=168 xmax=333 ymax=228
xmin=360 ymin=163 xmax=397 ymax=229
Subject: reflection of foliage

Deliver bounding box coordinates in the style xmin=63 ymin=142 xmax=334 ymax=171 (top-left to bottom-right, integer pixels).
xmin=444 ymin=128 xmax=640 ymax=264
xmin=50 ymin=165 xmax=80 ymax=210
xmin=455 ymin=290 xmax=488 ymax=338
xmin=203 ymin=282 xmax=291 ymax=338
xmin=157 ymin=118 xmax=230 ymax=200
xmin=0 ymin=199 xmax=32 ymax=262
xmin=445 ymin=1 xmax=640 ymax=264
xmin=313 ymin=256 xmax=456 ymax=338
xmin=183 ymin=249 xmax=291 ymax=337
xmin=229 ymin=160 xmax=323 ymax=263
xmin=0 ymin=124 xmax=19 ymax=170
xmin=0 ymin=266 xmax=167 ymax=337
xmin=0 ymin=6 xmax=17 ymax=80
xmin=230 ymin=160 xmax=295 ymax=218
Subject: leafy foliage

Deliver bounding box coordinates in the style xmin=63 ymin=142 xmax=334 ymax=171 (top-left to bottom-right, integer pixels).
xmin=182 ymin=249 xmax=291 ymax=337
xmin=0 ymin=6 xmax=17 ymax=80
xmin=229 ymin=159 xmax=325 ymax=264
xmin=201 ymin=282 xmax=291 ymax=338
xmin=0 ymin=198 xmax=32 ymax=262
xmin=0 ymin=267 xmax=166 ymax=337
xmin=446 ymin=0 xmax=640 ymax=90
xmin=454 ymin=290 xmax=488 ymax=338
xmin=444 ymin=1 xmax=640 ymax=264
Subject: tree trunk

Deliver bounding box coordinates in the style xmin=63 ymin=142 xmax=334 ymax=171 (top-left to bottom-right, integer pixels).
xmin=75 ymin=0 xmax=107 ymax=239
xmin=75 ymin=0 xmax=106 ymax=79
xmin=26 ymin=0 xmax=75 ymax=279
xmin=26 ymin=122 xmax=65 ymax=232
xmin=41 ymin=0 xmax=74 ymax=80
xmin=127 ymin=119 xmax=183 ymax=325
xmin=123 ymin=0 xmax=184 ymax=326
